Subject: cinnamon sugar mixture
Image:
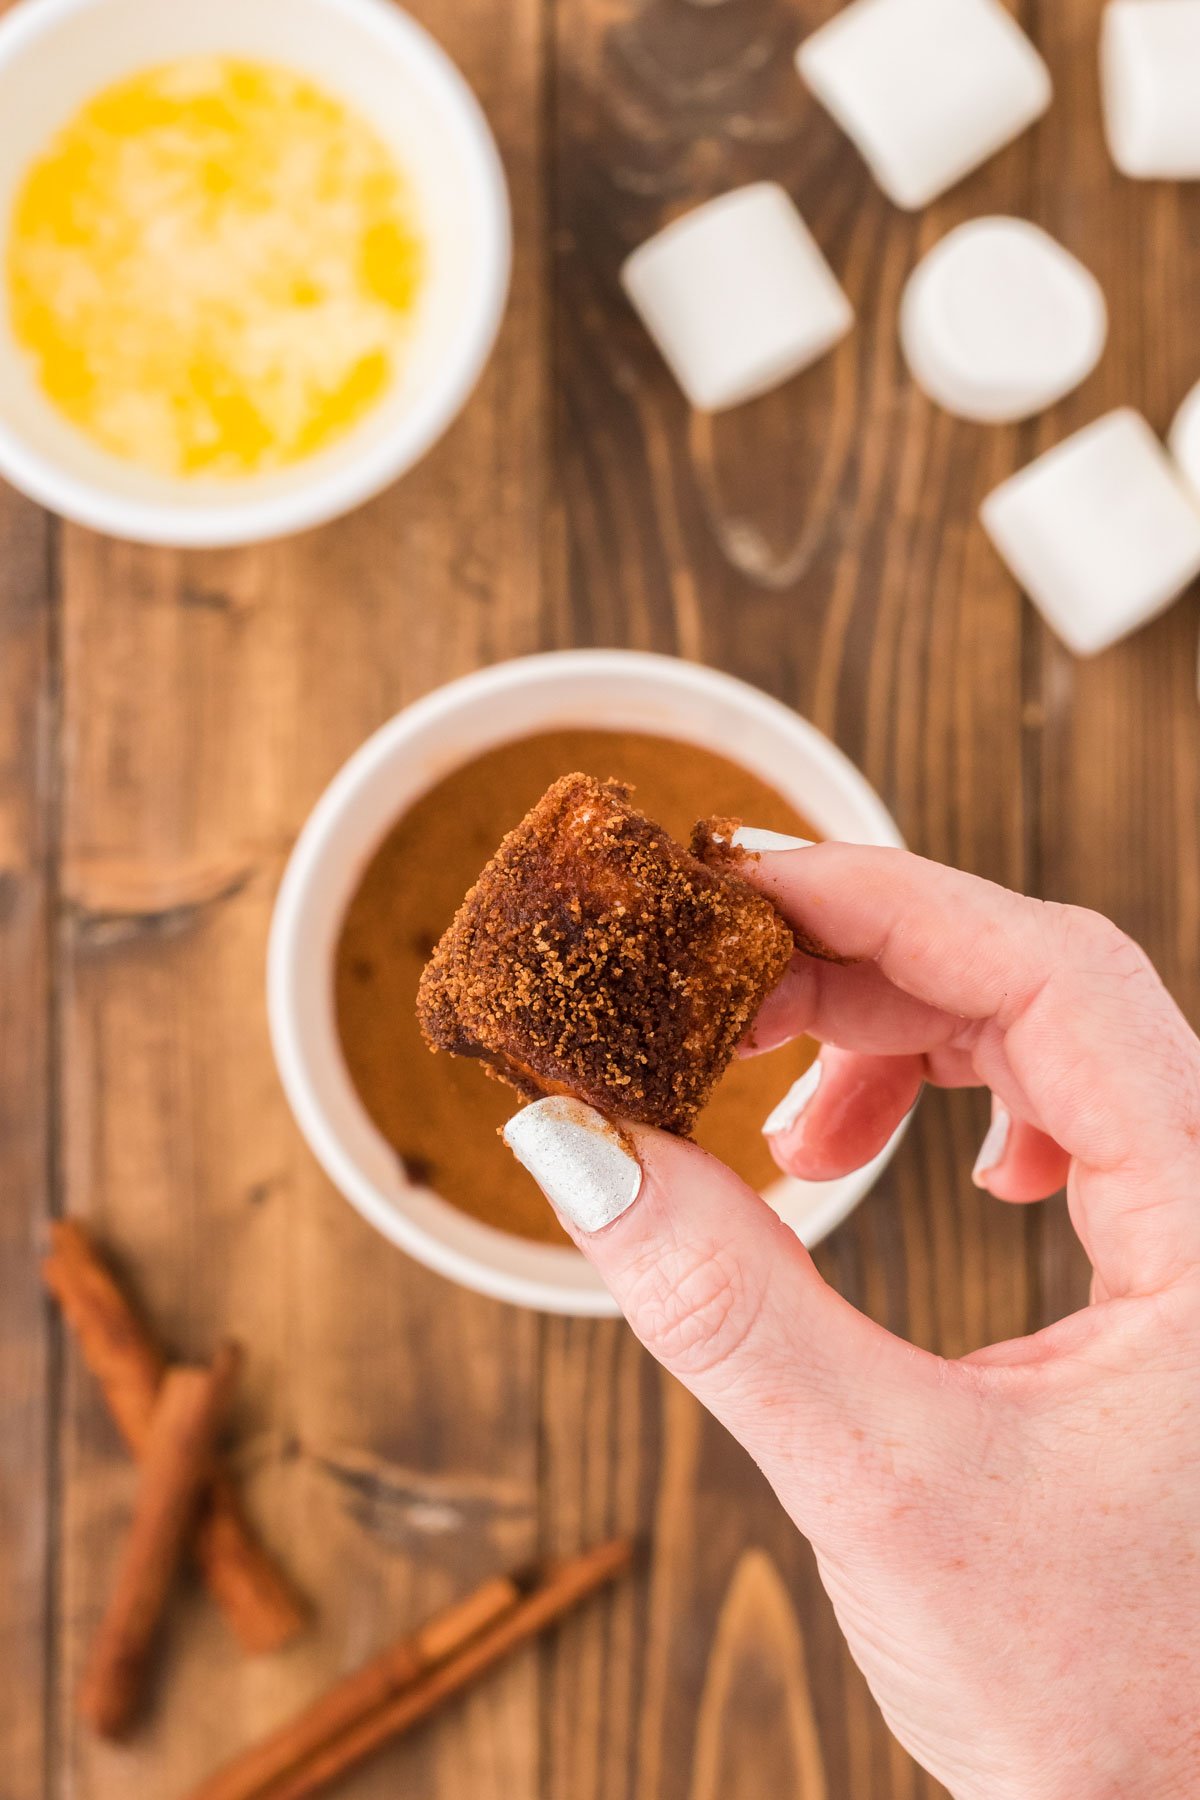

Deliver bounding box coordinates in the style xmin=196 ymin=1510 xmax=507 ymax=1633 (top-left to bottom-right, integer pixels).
xmin=336 ymin=730 xmax=819 ymax=1244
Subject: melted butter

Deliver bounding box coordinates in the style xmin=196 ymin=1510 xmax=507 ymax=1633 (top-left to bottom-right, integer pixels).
xmin=6 ymin=57 xmax=423 ymax=476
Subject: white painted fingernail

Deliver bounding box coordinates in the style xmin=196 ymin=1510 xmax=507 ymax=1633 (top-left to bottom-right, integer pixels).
xmin=502 ymin=1096 xmax=643 ymax=1234
xmin=730 ymin=827 xmax=816 ymax=852
xmin=972 ymin=1102 xmax=1011 ymax=1186
xmin=763 ymin=1058 xmax=823 ymax=1137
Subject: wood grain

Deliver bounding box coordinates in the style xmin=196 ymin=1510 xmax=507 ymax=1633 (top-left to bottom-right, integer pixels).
xmin=4 ymin=0 xmax=1198 ymax=1795
xmin=0 ymin=488 xmax=55 ymax=1800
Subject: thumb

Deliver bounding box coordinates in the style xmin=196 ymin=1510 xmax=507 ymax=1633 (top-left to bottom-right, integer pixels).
xmin=503 ymin=1096 xmax=957 ymax=1542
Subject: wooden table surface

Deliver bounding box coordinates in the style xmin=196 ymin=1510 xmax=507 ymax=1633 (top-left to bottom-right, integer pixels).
xmin=3 ymin=0 xmax=1199 ymax=1795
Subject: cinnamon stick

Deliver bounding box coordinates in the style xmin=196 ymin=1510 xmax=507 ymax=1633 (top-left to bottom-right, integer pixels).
xmin=185 ymin=1539 xmax=633 ymax=1800
xmin=187 ymin=1574 xmax=521 ymax=1800
xmin=42 ymin=1220 xmax=306 ymax=1653
xmin=79 ymin=1347 xmax=240 ymax=1737
xmin=193 ymin=1473 xmax=309 ymax=1654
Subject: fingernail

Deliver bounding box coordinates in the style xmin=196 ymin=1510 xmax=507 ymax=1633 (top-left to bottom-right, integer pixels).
xmin=730 ymin=827 xmax=816 ymax=852
xmin=502 ymin=1096 xmax=642 ymax=1234
xmin=972 ymin=1102 xmax=1011 ymax=1186
xmin=763 ymin=1058 xmax=822 ymax=1137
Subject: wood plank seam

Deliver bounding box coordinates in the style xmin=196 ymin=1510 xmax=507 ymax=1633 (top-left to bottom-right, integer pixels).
xmin=42 ymin=510 xmax=65 ymax=1800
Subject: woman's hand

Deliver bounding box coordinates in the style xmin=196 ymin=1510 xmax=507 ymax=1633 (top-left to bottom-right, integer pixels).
xmin=502 ymin=842 xmax=1200 ymax=1800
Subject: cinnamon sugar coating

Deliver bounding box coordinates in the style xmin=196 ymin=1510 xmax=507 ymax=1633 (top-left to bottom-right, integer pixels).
xmin=691 ymin=815 xmax=843 ymax=963
xmin=417 ymin=774 xmax=794 ymax=1134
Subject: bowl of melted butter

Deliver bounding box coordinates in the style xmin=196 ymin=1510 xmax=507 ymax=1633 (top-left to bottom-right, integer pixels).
xmin=0 ymin=0 xmax=510 ymax=543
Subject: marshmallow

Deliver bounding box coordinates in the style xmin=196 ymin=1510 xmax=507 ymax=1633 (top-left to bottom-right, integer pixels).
xmin=981 ymin=410 xmax=1200 ymax=657
xmin=620 ymin=184 xmax=853 ymax=412
xmin=900 ymin=218 xmax=1107 ymax=423
xmin=796 ymin=0 xmax=1052 ymax=211
xmin=1101 ymin=1 xmax=1200 ymax=179
xmin=1169 ymin=378 xmax=1200 ymax=505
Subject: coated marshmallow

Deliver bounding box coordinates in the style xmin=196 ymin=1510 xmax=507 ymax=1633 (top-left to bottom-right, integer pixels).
xmin=796 ymin=0 xmax=1052 ymax=211
xmin=1102 ymin=1 xmax=1200 ymax=180
xmin=981 ymin=410 xmax=1200 ymax=657
xmin=900 ymin=218 xmax=1107 ymax=423
xmin=620 ymin=184 xmax=853 ymax=412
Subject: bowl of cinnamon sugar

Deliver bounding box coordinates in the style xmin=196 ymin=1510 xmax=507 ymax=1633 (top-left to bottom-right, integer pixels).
xmin=268 ymin=652 xmax=906 ymax=1314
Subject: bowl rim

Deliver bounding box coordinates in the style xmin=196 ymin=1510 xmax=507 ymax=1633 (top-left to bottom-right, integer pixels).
xmin=268 ymin=651 xmax=911 ymax=1315
xmin=0 ymin=0 xmax=512 ymax=545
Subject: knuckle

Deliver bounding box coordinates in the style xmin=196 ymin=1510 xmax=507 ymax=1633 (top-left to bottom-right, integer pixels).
xmin=1153 ymin=1026 xmax=1200 ymax=1146
xmin=625 ymin=1238 xmax=764 ymax=1381
xmin=1058 ymin=904 xmax=1144 ymax=978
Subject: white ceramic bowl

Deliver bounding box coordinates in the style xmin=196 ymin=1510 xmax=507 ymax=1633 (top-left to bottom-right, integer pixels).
xmin=269 ymin=653 xmax=908 ymax=1315
xmin=0 ymin=0 xmax=510 ymax=545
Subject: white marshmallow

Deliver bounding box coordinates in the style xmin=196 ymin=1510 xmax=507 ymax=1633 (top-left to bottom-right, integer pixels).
xmin=981 ymin=410 xmax=1200 ymax=657
xmin=1101 ymin=1 xmax=1200 ymax=179
xmin=1168 ymin=378 xmax=1200 ymax=505
xmin=620 ymin=184 xmax=853 ymax=412
xmin=796 ymin=0 xmax=1052 ymax=211
xmin=900 ymin=218 xmax=1107 ymax=423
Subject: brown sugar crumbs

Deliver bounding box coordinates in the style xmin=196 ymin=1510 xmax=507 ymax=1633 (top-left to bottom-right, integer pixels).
xmin=417 ymin=773 xmax=795 ymax=1135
